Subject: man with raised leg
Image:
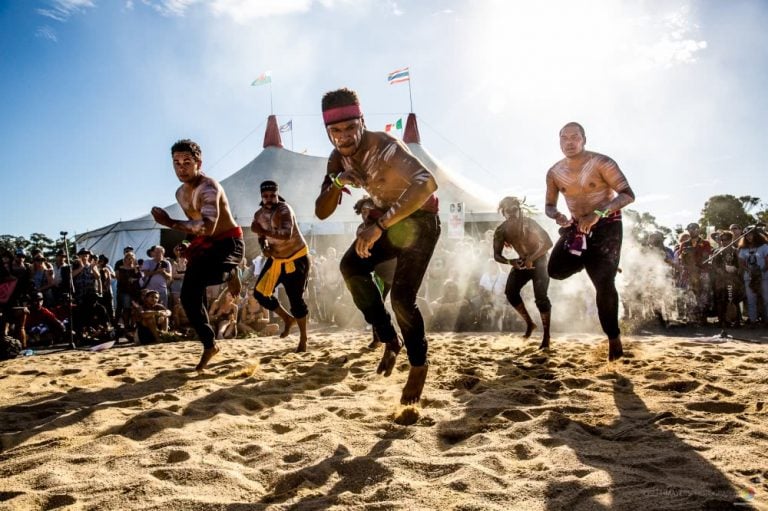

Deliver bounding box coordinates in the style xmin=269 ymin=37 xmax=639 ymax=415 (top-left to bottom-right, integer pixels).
xmin=251 ymin=180 xmax=310 ymax=353
xmin=493 ymin=196 xmax=553 ymax=349
xmin=151 ymin=139 xmax=243 ymax=371
xmin=315 ymin=88 xmax=440 ymax=405
xmin=544 ymin=122 xmax=635 ymax=361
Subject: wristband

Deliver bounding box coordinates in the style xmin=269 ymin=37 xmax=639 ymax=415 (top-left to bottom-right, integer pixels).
xmin=375 ymin=218 xmax=388 ymax=231
xmin=594 ymin=209 xmax=609 ymax=218
xmin=330 ymin=174 xmax=344 ymax=189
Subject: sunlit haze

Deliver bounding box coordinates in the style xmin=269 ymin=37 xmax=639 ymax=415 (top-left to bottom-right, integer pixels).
xmin=1 ymin=0 xmax=766 ymax=238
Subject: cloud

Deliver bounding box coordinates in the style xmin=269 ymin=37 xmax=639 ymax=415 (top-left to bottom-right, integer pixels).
xmin=36 ymin=0 xmax=95 ymax=21
xmin=35 ymin=25 xmax=59 ymax=42
xmin=141 ymin=0 xmax=345 ymax=21
xmin=388 ymin=0 xmax=403 ymax=16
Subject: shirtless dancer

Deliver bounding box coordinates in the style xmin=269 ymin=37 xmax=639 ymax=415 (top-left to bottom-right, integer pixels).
xmin=315 ymin=88 xmax=440 ymax=405
xmin=251 ymin=180 xmax=310 ymax=353
xmin=545 ymin=122 xmax=635 ymax=361
xmin=151 ymin=139 xmax=243 ymax=371
xmin=493 ymin=197 xmax=553 ymax=349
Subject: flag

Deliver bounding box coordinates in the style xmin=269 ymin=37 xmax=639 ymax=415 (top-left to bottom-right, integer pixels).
xmin=279 ymin=120 xmax=292 ymax=133
xmin=387 ymin=67 xmax=410 ymax=85
xmin=251 ymin=71 xmax=272 ymax=86
xmin=385 ymin=118 xmax=403 ymax=132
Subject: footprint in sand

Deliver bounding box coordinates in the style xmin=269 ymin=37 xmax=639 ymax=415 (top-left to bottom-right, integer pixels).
xmin=43 ymin=494 xmax=77 ymax=510
xmin=283 ymin=452 xmax=305 ymax=463
xmin=501 ymin=409 xmax=533 ymax=422
xmin=560 ymin=377 xmax=595 ymax=390
xmin=647 ymin=380 xmax=701 ymax=393
xmin=106 ymin=367 xmax=127 ymax=377
xmin=684 ymin=401 xmax=746 ymax=414
xmin=271 ymin=424 xmax=292 ymax=434
xmin=167 ymin=450 xmax=191 ymax=463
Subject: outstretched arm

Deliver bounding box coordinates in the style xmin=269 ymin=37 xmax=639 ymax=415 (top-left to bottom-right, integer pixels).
xmin=152 ymin=182 xmax=221 ymax=236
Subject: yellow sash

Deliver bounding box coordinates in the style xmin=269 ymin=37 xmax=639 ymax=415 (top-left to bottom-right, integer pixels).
xmin=254 ymin=246 xmax=309 ymax=297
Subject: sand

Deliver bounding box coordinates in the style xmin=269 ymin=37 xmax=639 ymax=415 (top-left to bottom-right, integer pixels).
xmin=1 ymin=329 xmax=767 ymax=510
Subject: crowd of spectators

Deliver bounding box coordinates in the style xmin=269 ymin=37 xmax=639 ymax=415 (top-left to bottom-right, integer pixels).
xmin=2 ymin=219 xmax=767 ymax=351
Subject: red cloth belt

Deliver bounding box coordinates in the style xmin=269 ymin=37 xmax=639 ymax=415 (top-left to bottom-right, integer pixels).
xmin=187 ymin=226 xmax=243 ymax=260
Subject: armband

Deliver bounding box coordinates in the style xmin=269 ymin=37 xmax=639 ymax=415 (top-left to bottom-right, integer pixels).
xmin=593 ymin=209 xmax=609 ymax=218
xmin=330 ymin=174 xmax=344 ymax=189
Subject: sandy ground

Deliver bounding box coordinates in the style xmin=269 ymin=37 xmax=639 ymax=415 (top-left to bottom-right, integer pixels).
xmin=1 ymin=328 xmax=767 ymax=511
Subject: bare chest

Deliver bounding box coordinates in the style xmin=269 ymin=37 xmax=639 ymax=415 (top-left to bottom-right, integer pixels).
xmin=551 ymin=160 xmax=610 ymax=198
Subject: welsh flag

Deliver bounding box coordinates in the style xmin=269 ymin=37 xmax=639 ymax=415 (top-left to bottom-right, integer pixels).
xmin=385 ymin=118 xmax=403 ymax=133
xmin=251 ymin=71 xmax=272 ymax=86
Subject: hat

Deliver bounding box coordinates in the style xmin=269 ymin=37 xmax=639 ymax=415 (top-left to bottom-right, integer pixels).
xmin=15 ymin=248 xmax=26 ymax=257
xmin=123 ymin=245 xmax=134 ymax=253
xmin=729 ymin=224 xmax=741 ymax=230
xmin=142 ymin=289 xmax=160 ymax=298
xmin=260 ymin=180 xmax=278 ymax=193
xmin=77 ymin=248 xmax=91 ymax=256
xmin=33 ymin=292 xmax=44 ymax=301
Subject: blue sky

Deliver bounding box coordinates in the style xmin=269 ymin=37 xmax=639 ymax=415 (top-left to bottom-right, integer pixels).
xmin=1 ymin=0 xmax=767 ymax=239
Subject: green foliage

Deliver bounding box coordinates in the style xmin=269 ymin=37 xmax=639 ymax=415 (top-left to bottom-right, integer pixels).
xmin=624 ymin=208 xmax=672 ymax=244
xmin=699 ymin=194 xmax=755 ymax=230
xmin=0 ymin=233 xmax=73 ymax=258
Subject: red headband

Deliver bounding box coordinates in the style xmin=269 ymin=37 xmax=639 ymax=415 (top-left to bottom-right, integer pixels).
xmin=323 ymin=104 xmax=362 ymax=125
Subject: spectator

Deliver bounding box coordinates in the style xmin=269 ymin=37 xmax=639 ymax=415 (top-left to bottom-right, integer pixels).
xmin=712 ymin=230 xmax=744 ymax=328
xmin=133 ymin=289 xmax=171 ymax=344
xmin=679 ymin=223 xmax=713 ymax=325
xmin=115 ymin=251 xmax=142 ymax=332
xmin=141 ymin=245 xmax=172 ymax=307
xmin=737 ymin=227 xmax=768 ymax=325
xmin=26 ymin=292 xmax=65 ymax=346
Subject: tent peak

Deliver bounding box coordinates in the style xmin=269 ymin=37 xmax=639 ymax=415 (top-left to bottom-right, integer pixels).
xmin=263 ymin=115 xmax=284 ymax=148
xmin=403 ymin=113 xmax=421 ymax=144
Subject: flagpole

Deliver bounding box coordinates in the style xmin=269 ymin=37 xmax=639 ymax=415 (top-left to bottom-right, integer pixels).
xmin=269 ymin=81 xmax=274 ymax=115
xmin=291 ymin=124 xmax=294 ymax=151
xmin=408 ymin=68 xmax=413 ymax=112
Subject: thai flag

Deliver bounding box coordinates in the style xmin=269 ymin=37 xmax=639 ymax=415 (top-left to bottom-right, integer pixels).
xmin=387 ymin=67 xmax=410 ymax=85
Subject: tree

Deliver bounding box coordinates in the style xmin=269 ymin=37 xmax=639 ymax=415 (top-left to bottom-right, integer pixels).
xmin=623 ymin=209 xmax=673 ymax=243
xmin=699 ymin=194 xmax=755 ymax=230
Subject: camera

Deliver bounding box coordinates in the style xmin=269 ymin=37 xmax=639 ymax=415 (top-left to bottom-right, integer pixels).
xmin=60 ymin=231 xmax=68 ymax=236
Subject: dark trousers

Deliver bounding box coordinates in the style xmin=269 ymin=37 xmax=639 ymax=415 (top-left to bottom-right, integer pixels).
xmin=253 ymin=255 xmax=310 ymax=319
xmin=181 ymin=237 xmax=244 ymax=349
xmin=340 ymin=212 xmax=440 ymax=367
xmin=505 ymin=255 xmax=551 ymax=312
xmin=548 ymin=220 xmax=623 ymax=339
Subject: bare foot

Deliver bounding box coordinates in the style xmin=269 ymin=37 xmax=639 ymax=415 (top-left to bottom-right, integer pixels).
xmin=227 ymin=268 xmax=241 ymax=298
xmin=195 ymin=345 xmax=220 ymax=371
xmin=376 ymin=338 xmax=401 ymax=377
xmin=280 ymin=317 xmax=295 ymax=338
xmin=523 ymin=322 xmax=537 ymax=339
xmin=400 ymin=365 xmax=429 ymax=405
xmin=608 ymin=337 xmax=624 ymax=361
xmin=295 ymin=336 xmax=307 ymax=353
xmin=539 ymin=336 xmax=550 ymax=350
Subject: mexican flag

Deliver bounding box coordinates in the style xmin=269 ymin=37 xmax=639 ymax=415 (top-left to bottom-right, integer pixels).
xmin=385 ymin=118 xmax=403 ymax=133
